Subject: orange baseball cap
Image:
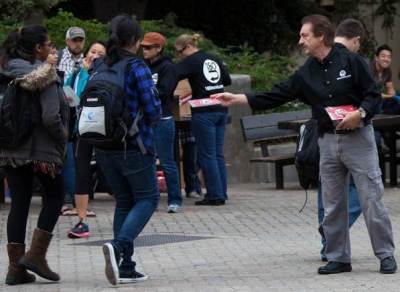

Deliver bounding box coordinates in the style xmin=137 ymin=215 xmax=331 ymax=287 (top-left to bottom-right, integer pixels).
xmin=141 ymin=32 xmax=166 ymax=47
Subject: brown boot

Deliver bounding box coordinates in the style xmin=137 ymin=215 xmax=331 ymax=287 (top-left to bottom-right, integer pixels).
xmin=5 ymin=243 xmax=36 ymax=285
xmin=18 ymin=228 xmax=60 ymax=281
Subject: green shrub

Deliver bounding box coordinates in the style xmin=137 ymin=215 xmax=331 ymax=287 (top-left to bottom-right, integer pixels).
xmin=0 ymin=23 xmax=15 ymax=44
xmin=0 ymin=11 xmax=303 ymax=112
xmin=0 ymin=10 xmax=108 ymax=49
xmin=44 ymin=10 xmax=108 ymax=50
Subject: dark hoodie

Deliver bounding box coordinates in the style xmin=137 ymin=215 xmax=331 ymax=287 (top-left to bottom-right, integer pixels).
xmin=0 ymin=59 xmax=69 ymax=169
xmin=146 ymin=56 xmax=178 ymax=118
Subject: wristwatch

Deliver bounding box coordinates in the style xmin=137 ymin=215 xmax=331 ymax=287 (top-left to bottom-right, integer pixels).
xmin=358 ymin=107 xmax=367 ymax=119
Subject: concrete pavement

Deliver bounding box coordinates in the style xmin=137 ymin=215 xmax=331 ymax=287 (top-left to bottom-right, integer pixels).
xmin=0 ymin=183 xmax=399 ymax=291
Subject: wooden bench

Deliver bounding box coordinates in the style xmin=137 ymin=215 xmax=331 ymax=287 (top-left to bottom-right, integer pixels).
xmin=241 ymin=109 xmax=311 ymax=189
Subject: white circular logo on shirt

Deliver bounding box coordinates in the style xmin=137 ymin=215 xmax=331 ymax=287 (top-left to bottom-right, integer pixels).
xmin=339 ymin=70 xmax=346 ymax=77
xmin=152 ymin=73 xmax=158 ymax=85
xmin=203 ymin=59 xmax=221 ymax=84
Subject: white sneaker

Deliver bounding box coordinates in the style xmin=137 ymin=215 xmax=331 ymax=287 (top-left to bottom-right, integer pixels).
xmin=186 ymin=191 xmax=202 ymax=198
xmin=102 ymin=242 xmax=120 ymax=285
xmin=167 ymin=204 xmax=181 ymax=213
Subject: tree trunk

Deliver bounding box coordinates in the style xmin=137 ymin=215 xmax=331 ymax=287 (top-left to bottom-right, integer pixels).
xmin=90 ymin=0 xmax=148 ymax=21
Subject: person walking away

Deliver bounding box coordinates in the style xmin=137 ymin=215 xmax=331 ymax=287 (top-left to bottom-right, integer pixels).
xmin=0 ymin=25 xmax=69 ymax=284
xmin=174 ymin=34 xmax=231 ymax=206
xmin=141 ymin=32 xmax=183 ymax=213
xmin=88 ymin=15 xmax=161 ymax=285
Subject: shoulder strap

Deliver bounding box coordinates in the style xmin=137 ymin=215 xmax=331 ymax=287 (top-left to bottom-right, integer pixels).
xmin=122 ymin=57 xmax=147 ymax=154
xmin=57 ymin=49 xmax=64 ymax=67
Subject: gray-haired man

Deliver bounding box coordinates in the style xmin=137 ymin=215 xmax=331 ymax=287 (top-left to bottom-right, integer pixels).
xmin=213 ymin=14 xmax=396 ymax=275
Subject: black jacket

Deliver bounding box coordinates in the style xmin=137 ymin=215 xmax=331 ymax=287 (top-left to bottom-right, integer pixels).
xmin=146 ymin=56 xmax=178 ymax=118
xmin=246 ymin=43 xmax=382 ymax=134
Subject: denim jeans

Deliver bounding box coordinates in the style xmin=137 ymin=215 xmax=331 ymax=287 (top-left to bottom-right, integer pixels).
xmin=96 ymin=148 xmax=160 ymax=271
xmin=182 ymin=141 xmax=202 ymax=194
xmin=154 ymin=118 xmax=182 ymax=205
xmin=317 ymin=175 xmax=363 ymax=257
xmin=62 ymin=142 xmax=76 ymax=205
xmin=191 ymin=112 xmax=227 ymax=200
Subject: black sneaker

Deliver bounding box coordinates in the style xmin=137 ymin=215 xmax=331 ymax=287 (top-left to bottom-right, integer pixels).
xmin=195 ymin=199 xmax=225 ymax=206
xmin=118 ymin=269 xmax=148 ymax=284
xmin=318 ymin=261 xmax=352 ymax=274
xmin=380 ymin=256 xmax=397 ymax=274
xmin=103 ymin=242 xmax=121 ymax=285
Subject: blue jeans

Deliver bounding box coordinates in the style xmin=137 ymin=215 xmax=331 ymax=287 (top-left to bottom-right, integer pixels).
xmin=154 ymin=119 xmax=182 ymax=205
xmin=96 ymin=148 xmax=160 ymax=271
xmin=62 ymin=142 xmax=76 ymax=205
xmin=182 ymin=141 xmax=202 ymax=194
xmin=317 ymin=175 xmax=362 ymax=255
xmin=191 ymin=112 xmax=227 ymax=200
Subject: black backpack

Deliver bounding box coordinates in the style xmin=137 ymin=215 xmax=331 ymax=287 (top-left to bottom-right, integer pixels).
xmin=77 ymin=57 xmax=148 ymax=152
xmin=0 ymin=77 xmax=35 ymax=149
xmin=295 ymin=118 xmax=320 ymax=190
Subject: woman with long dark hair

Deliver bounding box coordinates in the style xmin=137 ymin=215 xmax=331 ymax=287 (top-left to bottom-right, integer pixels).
xmin=0 ymin=25 xmax=69 ymax=285
xmin=94 ymin=15 xmax=161 ymax=285
xmin=64 ymin=40 xmax=107 ymax=239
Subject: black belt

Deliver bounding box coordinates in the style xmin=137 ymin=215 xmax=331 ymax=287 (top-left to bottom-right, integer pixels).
xmin=325 ymin=128 xmax=359 ymax=135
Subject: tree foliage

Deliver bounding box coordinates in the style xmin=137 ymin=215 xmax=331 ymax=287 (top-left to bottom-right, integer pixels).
xmin=0 ymin=0 xmax=63 ymax=25
xmin=43 ymin=10 xmax=108 ymax=50
xmin=374 ymin=0 xmax=400 ymax=36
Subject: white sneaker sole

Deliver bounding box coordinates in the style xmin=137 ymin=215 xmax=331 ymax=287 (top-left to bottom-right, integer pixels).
xmin=103 ymin=243 xmax=119 ymax=285
xmin=118 ymin=275 xmax=148 ymax=284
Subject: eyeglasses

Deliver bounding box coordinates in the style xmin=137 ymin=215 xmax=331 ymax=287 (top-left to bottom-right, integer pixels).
xmin=141 ymin=44 xmax=160 ymax=51
xmin=175 ymin=46 xmax=187 ymax=53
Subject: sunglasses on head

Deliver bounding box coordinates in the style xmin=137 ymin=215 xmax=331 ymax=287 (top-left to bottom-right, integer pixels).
xmin=141 ymin=44 xmax=160 ymax=50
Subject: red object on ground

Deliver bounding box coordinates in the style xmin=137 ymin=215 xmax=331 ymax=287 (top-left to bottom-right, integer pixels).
xmin=157 ymin=171 xmax=167 ymax=193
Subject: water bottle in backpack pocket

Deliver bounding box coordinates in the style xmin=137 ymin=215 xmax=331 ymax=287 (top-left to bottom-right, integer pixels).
xmin=78 ymin=57 xmax=146 ymax=153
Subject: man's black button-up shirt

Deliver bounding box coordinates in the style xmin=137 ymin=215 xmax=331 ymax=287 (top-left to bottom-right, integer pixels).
xmin=246 ymin=43 xmax=382 ymax=133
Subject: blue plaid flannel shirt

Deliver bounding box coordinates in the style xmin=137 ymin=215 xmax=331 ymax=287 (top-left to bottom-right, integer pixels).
xmin=125 ymin=59 xmax=161 ymax=153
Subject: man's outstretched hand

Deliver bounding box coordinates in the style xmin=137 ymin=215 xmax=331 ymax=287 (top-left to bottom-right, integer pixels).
xmin=210 ymin=93 xmax=248 ymax=106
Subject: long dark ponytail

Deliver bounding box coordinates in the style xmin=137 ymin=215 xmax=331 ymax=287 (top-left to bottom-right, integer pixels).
xmin=0 ymin=25 xmax=48 ymax=68
xmin=106 ymin=14 xmax=142 ymax=66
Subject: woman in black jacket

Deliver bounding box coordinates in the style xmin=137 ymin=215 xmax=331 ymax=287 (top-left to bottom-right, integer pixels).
xmin=141 ymin=32 xmax=182 ymax=213
xmin=0 ymin=25 xmax=69 ymax=285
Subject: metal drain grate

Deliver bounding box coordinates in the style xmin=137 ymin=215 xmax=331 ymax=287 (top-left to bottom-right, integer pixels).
xmin=72 ymin=234 xmax=213 ymax=247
